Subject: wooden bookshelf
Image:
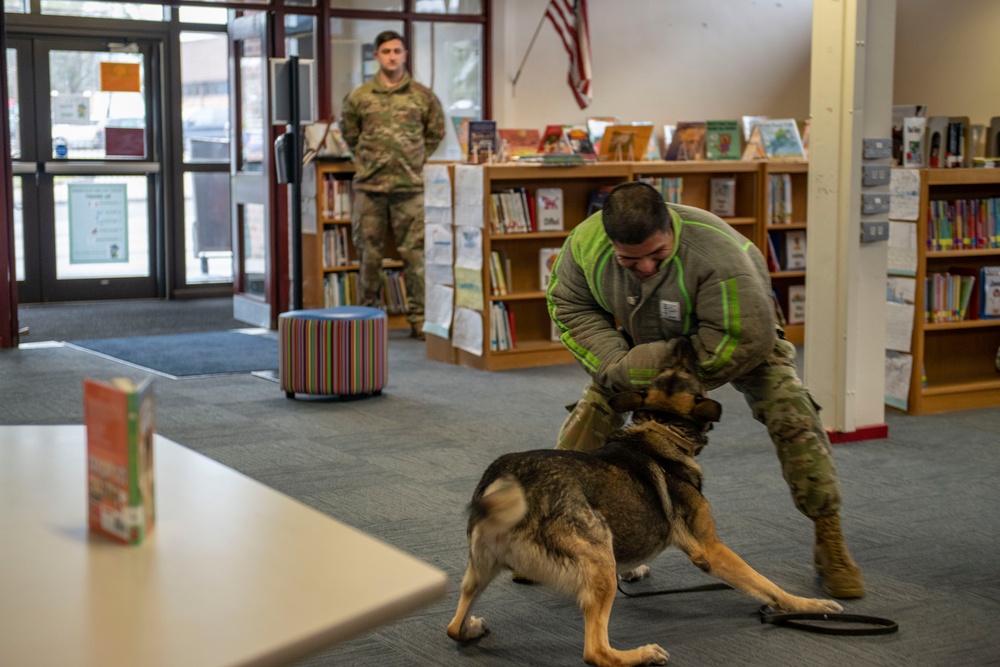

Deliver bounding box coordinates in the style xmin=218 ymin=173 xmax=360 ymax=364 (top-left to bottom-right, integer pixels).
xmin=302 ymin=159 xmax=407 ymax=328
xmin=896 ymin=168 xmax=1000 ymax=415
xmin=761 ymin=160 xmax=810 ymax=344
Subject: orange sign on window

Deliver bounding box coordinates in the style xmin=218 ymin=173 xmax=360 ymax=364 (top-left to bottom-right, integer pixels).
xmin=100 ymin=62 xmax=141 ymax=93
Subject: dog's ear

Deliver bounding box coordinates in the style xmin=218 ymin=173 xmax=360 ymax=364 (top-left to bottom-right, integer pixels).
xmin=608 ymin=390 xmax=646 ymax=414
xmin=692 ymin=397 xmax=723 ymax=424
xmin=667 ymin=337 xmax=699 ymax=375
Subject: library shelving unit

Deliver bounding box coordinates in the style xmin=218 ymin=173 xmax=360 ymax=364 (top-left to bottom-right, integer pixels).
xmin=429 ymin=162 xmax=632 ymax=371
xmin=301 ymin=159 xmax=408 ymax=328
xmin=760 ymin=160 xmax=809 ymax=344
xmin=631 ymin=159 xmax=761 ymax=245
xmin=900 ymin=168 xmax=1000 ymax=415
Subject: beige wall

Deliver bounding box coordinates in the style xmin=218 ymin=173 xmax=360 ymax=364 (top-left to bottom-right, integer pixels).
xmin=493 ymin=0 xmax=813 ymax=145
xmin=894 ymin=0 xmax=1000 ymax=128
xmin=492 ymin=0 xmax=1000 ymax=144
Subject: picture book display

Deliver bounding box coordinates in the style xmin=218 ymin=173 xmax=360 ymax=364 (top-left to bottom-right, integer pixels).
xmin=467 ymin=120 xmax=498 ymax=164
xmin=752 ymin=119 xmax=806 ymax=160
xmin=784 ymin=230 xmax=807 ymax=270
xmin=451 ymin=116 xmax=477 ymax=161
xmin=498 ymin=128 xmax=541 ymax=160
xmin=538 ymin=124 xmax=574 ymax=155
xmin=539 ymin=247 xmax=561 ymax=291
xmin=84 ymin=376 xmax=156 ymax=545
xmin=598 ymin=124 xmax=653 ymax=161
xmin=535 ymin=187 xmax=564 ymax=231
xmin=586 ymin=116 xmax=618 ymax=153
xmin=663 ymin=122 xmax=706 ymax=161
xmin=983 ymin=266 xmax=1000 ymax=318
xmin=892 ymin=104 xmax=926 ymax=166
xmin=564 ymin=125 xmax=597 ymax=158
xmin=705 ymin=120 xmax=741 ymax=160
xmin=741 ymin=115 xmax=767 ymax=141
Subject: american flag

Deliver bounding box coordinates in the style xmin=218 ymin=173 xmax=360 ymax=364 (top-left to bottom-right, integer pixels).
xmin=545 ymin=0 xmax=592 ymax=109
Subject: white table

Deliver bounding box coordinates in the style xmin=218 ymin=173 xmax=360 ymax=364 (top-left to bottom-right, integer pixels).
xmin=0 ymin=425 xmax=448 ymax=666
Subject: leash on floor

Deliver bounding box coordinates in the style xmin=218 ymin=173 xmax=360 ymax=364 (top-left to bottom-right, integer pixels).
xmin=616 ymin=580 xmax=899 ymax=636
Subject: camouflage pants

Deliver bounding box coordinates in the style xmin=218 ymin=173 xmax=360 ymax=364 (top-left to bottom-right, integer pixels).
xmin=352 ymin=189 xmax=425 ymax=327
xmin=556 ymin=336 xmax=841 ymax=519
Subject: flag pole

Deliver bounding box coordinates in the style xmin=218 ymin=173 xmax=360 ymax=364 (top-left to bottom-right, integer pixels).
xmin=511 ymin=5 xmax=550 ymax=97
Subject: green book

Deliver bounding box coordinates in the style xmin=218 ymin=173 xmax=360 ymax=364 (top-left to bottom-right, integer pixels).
xmin=705 ymin=120 xmax=741 ymax=160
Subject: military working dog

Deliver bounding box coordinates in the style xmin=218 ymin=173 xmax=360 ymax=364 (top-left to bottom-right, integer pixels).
xmin=447 ymin=339 xmax=842 ymax=666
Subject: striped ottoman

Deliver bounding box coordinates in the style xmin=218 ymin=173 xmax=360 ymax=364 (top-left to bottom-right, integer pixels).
xmin=278 ymin=306 xmax=388 ymax=399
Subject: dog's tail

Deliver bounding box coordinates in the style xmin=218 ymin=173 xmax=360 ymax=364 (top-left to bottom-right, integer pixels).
xmin=469 ymin=475 xmax=527 ymax=537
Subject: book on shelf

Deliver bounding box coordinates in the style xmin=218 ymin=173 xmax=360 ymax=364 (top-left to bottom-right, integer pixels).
xmin=538 ymin=124 xmax=575 ymax=155
xmin=663 ymin=121 xmax=706 ymax=161
xmin=892 ymin=104 xmax=927 ymax=166
xmin=903 ymin=117 xmax=927 ymax=168
xmin=987 ymin=117 xmax=1000 ymax=159
xmin=539 ymin=247 xmax=561 ymax=291
xmin=84 ymin=376 xmax=156 ymax=545
xmin=766 ymin=232 xmax=781 ymax=272
xmin=784 ymin=230 xmax=807 ymax=270
xmin=598 ymin=124 xmax=653 ymax=161
xmin=565 ymin=125 xmax=598 ymax=158
xmin=982 ymin=266 xmax=1000 ymax=318
xmin=587 ymin=186 xmax=614 ymax=216
xmin=948 ymin=266 xmax=980 ymax=320
xmin=535 ymin=187 xmax=564 ymax=231
xmin=498 ymin=128 xmax=541 ymax=160
xmin=767 ymin=173 xmax=794 ymax=224
xmin=632 ymin=122 xmax=661 ymax=160
xmin=754 ymin=119 xmax=806 ymax=160
xmin=945 ymin=117 xmax=970 ymax=168
xmin=451 ymin=116 xmax=477 ymax=161
xmin=586 ymin=116 xmax=619 ymax=153
xmin=787 ymin=285 xmax=806 ymax=325
xmin=709 ymin=177 xmax=736 ymax=217
xmin=741 ymin=115 xmax=767 ymax=141
xmin=705 ymin=120 xmax=741 ymax=160
xmin=644 ymin=177 xmax=683 ymax=204
xmin=467 ymin=120 xmax=499 ymax=164
xmin=489 ymin=250 xmax=509 ymax=296
xmin=925 ymin=116 xmax=949 ymax=169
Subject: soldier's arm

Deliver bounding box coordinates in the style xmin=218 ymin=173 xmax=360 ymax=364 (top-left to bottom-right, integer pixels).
xmin=424 ymin=93 xmax=446 ymax=156
xmin=340 ymin=94 xmax=361 ymax=154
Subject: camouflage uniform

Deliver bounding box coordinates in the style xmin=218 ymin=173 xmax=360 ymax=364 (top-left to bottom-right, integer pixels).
xmin=549 ymin=204 xmax=841 ymax=519
xmin=341 ymin=71 xmax=445 ymax=327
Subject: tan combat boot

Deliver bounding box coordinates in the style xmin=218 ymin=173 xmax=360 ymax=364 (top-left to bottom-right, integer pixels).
xmin=813 ymin=514 xmax=865 ymax=599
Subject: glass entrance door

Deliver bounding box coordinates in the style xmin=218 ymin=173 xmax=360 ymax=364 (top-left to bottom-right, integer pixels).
xmin=7 ymin=35 xmax=161 ymax=302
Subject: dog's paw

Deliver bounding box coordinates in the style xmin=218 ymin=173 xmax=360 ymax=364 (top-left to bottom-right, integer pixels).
xmin=782 ymin=596 xmax=844 ymax=615
xmin=447 ymin=615 xmax=489 ymax=642
xmin=635 ymin=643 xmax=670 ymax=665
xmin=620 ymin=564 xmax=651 ymax=582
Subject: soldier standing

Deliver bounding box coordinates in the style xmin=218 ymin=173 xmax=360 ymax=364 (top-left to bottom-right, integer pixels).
xmin=341 ymin=30 xmax=445 ymax=339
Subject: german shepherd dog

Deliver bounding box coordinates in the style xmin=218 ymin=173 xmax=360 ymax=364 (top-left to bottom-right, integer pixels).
xmin=447 ymin=339 xmax=843 ymax=666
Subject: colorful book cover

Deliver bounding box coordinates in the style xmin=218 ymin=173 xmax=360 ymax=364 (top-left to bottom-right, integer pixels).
xmin=539 ymin=247 xmax=561 ymax=291
xmin=84 ymin=376 xmax=156 ymax=545
xmin=451 ymin=116 xmax=477 ymax=161
xmin=709 ymin=177 xmax=736 ymax=217
xmin=467 ymin=120 xmax=498 ymax=164
xmin=498 ymin=128 xmax=541 ymax=159
xmin=663 ymin=121 xmax=706 ymax=161
xmin=705 ymin=120 xmax=741 ymax=160
xmin=599 ymin=124 xmax=653 ymax=161
xmin=565 ymin=125 xmax=597 ymax=157
xmin=787 ymin=284 xmax=806 ymax=324
xmin=784 ymin=230 xmax=807 ymax=269
xmin=535 ymin=187 xmax=564 ymax=231
xmin=756 ymin=119 xmax=806 ymax=160
xmin=586 ymin=116 xmax=618 ymax=153
xmin=538 ymin=124 xmax=574 ymax=155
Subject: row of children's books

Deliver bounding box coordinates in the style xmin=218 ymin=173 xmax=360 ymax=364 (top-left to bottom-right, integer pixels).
xmin=926 ymin=198 xmax=1000 ymax=251
xmin=490 ymin=301 xmax=515 ymax=351
xmin=320 ymin=174 xmax=352 ymax=219
xmin=892 ymin=108 xmax=1000 ymax=169
xmin=456 ymin=116 xmax=807 ymax=164
xmin=322 ymin=269 xmax=408 ymax=313
xmin=322 ymin=226 xmax=352 ymax=267
xmin=766 ymin=173 xmax=795 ymax=225
xmin=488 ymin=247 xmax=561 ymax=297
xmin=925 ymin=266 xmax=1000 ymax=322
xmin=487 ymin=187 xmax=564 ymax=234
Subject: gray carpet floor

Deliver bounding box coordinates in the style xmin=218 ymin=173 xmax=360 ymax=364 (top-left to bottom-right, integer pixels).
xmin=3 ymin=299 xmax=999 ymax=666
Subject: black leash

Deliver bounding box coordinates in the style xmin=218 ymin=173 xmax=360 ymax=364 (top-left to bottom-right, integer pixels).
xmin=616 ymin=580 xmax=898 ymax=636
xmin=758 ymin=605 xmax=898 ymax=636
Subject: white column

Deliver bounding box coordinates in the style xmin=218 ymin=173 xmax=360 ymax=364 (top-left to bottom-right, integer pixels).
xmin=805 ymin=0 xmax=895 ymax=436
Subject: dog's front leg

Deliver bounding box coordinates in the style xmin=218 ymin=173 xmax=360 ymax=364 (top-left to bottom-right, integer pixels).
xmin=680 ymin=538 xmax=843 ymax=615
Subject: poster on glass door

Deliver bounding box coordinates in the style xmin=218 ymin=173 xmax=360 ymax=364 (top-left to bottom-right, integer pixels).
xmin=68 ymin=183 xmax=129 ymax=263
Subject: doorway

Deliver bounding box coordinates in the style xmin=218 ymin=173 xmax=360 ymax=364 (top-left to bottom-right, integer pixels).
xmin=7 ymin=34 xmax=163 ymax=303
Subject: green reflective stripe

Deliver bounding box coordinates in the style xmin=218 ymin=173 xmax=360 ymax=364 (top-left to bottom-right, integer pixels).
xmin=628 ymin=368 xmax=658 ymax=386
xmin=672 ymin=256 xmax=693 ymax=335
xmin=701 ymin=278 xmax=741 ymax=374
xmin=571 ymin=214 xmax=615 ymax=313
xmin=562 ymin=333 xmax=601 ymax=373
xmin=684 ymin=219 xmax=753 ymax=251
